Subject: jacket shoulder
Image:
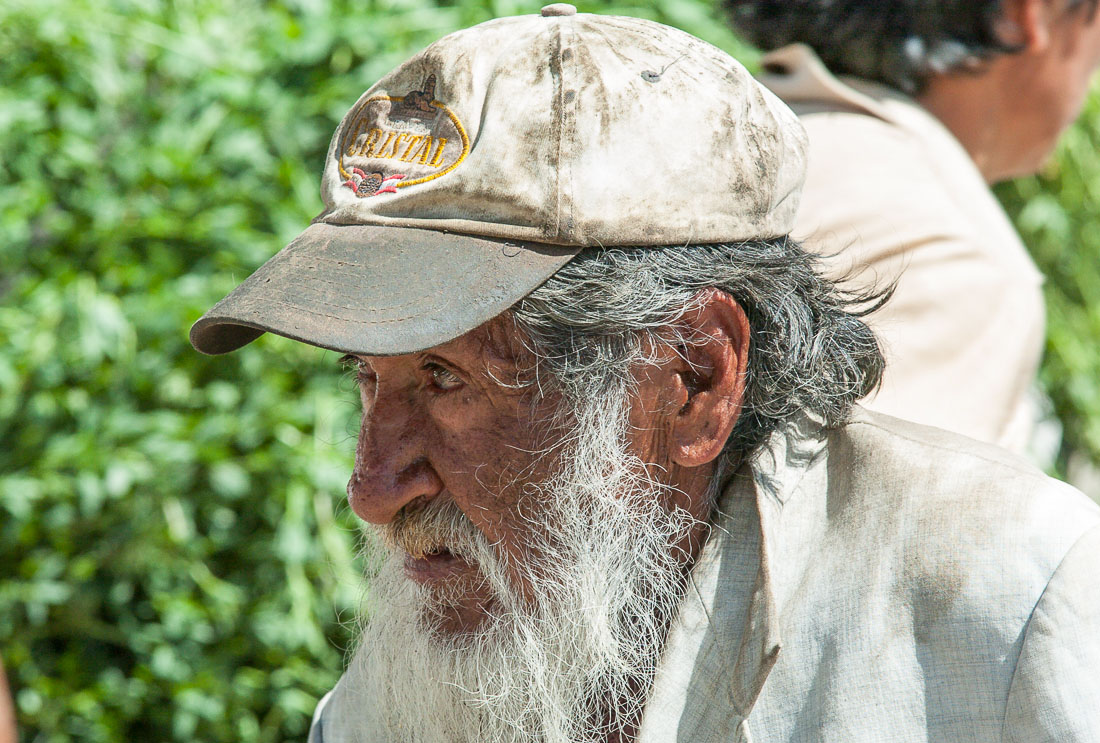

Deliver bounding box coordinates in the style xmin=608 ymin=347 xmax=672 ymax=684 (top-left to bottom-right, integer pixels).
xmin=1003 ymin=522 xmax=1100 ymax=740
xmin=755 ymin=412 xmax=1100 ymax=742
xmin=827 ymin=409 xmax=1100 ymax=597
xmin=838 ymin=408 xmax=1096 ymax=519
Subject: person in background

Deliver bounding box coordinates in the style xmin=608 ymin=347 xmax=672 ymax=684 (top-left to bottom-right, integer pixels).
xmin=724 ymin=0 xmax=1100 ymax=457
xmin=0 ymin=657 xmax=15 ymax=743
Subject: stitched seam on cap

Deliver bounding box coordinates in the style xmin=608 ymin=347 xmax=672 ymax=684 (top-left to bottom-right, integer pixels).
xmin=547 ymin=23 xmax=565 ymax=241
xmin=563 ymin=20 xmax=576 ymax=243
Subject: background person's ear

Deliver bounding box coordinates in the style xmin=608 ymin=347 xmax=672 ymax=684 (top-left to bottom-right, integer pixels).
xmin=668 ymin=289 xmax=750 ymax=468
xmin=994 ymin=0 xmax=1053 ymax=52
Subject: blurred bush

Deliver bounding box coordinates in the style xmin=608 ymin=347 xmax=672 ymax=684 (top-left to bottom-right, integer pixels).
xmin=2 ymin=0 xmax=1097 ymax=740
xmin=0 ymin=0 xmax=749 ymax=741
xmin=997 ymin=85 xmax=1100 ymax=488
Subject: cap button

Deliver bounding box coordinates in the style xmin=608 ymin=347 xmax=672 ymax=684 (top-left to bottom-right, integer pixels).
xmin=541 ymin=3 xmax=577 ymax=16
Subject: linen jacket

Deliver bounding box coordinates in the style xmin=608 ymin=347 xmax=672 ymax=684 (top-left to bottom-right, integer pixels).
xmin=757 ymin=46 xmax=1046 ymax=456
xmin=311 ymin=409 xmax=1100 ymax=741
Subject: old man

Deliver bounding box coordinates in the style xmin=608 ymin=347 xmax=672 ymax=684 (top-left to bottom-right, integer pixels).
xmin=191 ymin=6 xmax=1100 ymax=742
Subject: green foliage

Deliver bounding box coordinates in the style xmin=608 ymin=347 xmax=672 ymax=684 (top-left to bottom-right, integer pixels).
xmin=0 ymin=0 xmax=750 ymax=740
xmin=996 ymin=88 xmax=1100 ymax=479
xmin=2 ymin=0 xmax=1097 ymax=740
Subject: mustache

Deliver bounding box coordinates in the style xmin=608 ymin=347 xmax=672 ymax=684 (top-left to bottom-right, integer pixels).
xmin=374 ymin=497 xmax=485 ymax=560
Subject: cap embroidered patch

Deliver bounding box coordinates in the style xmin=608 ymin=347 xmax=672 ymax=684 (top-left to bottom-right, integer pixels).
xmin=337 ymin=74 xmax=470 ymax=197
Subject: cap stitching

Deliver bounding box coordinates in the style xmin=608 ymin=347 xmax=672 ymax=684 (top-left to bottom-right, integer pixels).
xmin=563 ymin=21 xmax=577 ymax=243
xmin=256 ymin=297 xmax=442 ymax=326
xmin=548 ymin=23 xmax=565 ymax=241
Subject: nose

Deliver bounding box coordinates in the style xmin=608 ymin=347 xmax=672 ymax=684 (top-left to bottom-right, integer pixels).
xmin=346 ymin=391 xmax=443 ymax=525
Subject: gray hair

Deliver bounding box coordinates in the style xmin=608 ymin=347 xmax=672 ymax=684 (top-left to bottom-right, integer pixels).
xmin=724 ymin=0 xmax=1098 ymax=94
xmin=510 ymin=238 xmax=887 ymax=465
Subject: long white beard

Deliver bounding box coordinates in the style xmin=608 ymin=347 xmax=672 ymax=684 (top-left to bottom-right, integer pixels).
xmin=344 ymin=391 xmax=706 ymax=743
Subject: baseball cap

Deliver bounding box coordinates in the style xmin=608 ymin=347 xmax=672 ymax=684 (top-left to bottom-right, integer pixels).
xmin=190 ymin=4 xmax=807 ymax=357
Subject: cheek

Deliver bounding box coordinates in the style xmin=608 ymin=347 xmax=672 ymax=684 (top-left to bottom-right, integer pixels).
xmin=431 ymin=405 xmax=558 ymax=544
xmin=1057 ymin=27 xmax=1100 ymax=125
xmin=625 ymin=388 xmax=675 ymax=473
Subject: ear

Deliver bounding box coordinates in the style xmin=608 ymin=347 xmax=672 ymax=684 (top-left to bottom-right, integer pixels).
xmin=667 ymin=288 xmax=750 ymax=468
xmin=995 ymin=0 xmax=1052 ymax=52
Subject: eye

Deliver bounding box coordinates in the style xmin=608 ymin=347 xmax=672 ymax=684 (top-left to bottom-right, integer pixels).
xmin=425 ymin=362 xmax=464 ymax=391
xmin=340 ymin=354 xmax=374 ymax=384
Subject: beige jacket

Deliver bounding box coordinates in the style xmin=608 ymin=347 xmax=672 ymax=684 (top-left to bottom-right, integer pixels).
xmin=757 ymin=46 xmax=1046 ymax=456
xmin=637 ymin=409 xmax=1100 ymax=741
xmin=311 ymin=409 xmax=1100 ymax=741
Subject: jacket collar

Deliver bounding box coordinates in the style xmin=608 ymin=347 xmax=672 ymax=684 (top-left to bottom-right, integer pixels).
xmin=732 ymin=413 xmax=829 ymax=709
xmin=757 ymin=44 xmax=902 ymax=125
xmin=637 ymin=414 xmax=829 ymax=739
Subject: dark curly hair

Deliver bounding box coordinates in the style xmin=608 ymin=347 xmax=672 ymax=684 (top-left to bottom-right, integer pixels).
xmin=724 ymin=0 xmax=1098 ymax=93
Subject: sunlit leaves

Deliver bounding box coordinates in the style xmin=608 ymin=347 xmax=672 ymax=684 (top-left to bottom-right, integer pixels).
xmin=5 ymin=0 xmax=1099 ymax=740
xmin=997 ymin=80 xmax=1100 ymax=480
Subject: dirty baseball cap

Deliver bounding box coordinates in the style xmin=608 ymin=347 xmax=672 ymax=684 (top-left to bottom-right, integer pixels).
xmin=190 ymin=4 xmax=807 ymax=357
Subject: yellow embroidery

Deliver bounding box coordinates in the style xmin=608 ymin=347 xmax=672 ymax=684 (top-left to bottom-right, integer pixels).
xmin=396 ymin=103 xmax=469 ymax=187
xmin=344 ymin=119 xmax=367 ymax=156
xmin=374 ymin=131 xmax=397 ymax=160
xmin=358 ymin=128 xmax=382 ymax=157
xmin=426 ymin=138 xmax=447 ymax=168
xmin=389 ymin=133 xmax=410 ymax=158
xmin=416 ymin=137 xmax=435 ymax=165
xmin=336 ymin=83 xmax=470 ymax=190
xmin=399 ymin=135 xmax=426 ymax=161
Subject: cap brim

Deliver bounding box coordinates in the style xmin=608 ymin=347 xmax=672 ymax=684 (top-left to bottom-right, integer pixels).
xmin=189 ymin=222 xmax=581 ymax=356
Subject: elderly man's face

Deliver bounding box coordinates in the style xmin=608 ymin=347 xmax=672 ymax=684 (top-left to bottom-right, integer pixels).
xmin=344 ymin=318 xmax=562 ymax=631
xmin=344 ymin=316 xmax=707 ymax=633
xmin=339 ymin=293 xmax=748 ymax=743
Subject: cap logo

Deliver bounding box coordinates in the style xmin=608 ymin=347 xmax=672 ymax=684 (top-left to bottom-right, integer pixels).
xmin=337 ymin=74 xmax=470 ymax=197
